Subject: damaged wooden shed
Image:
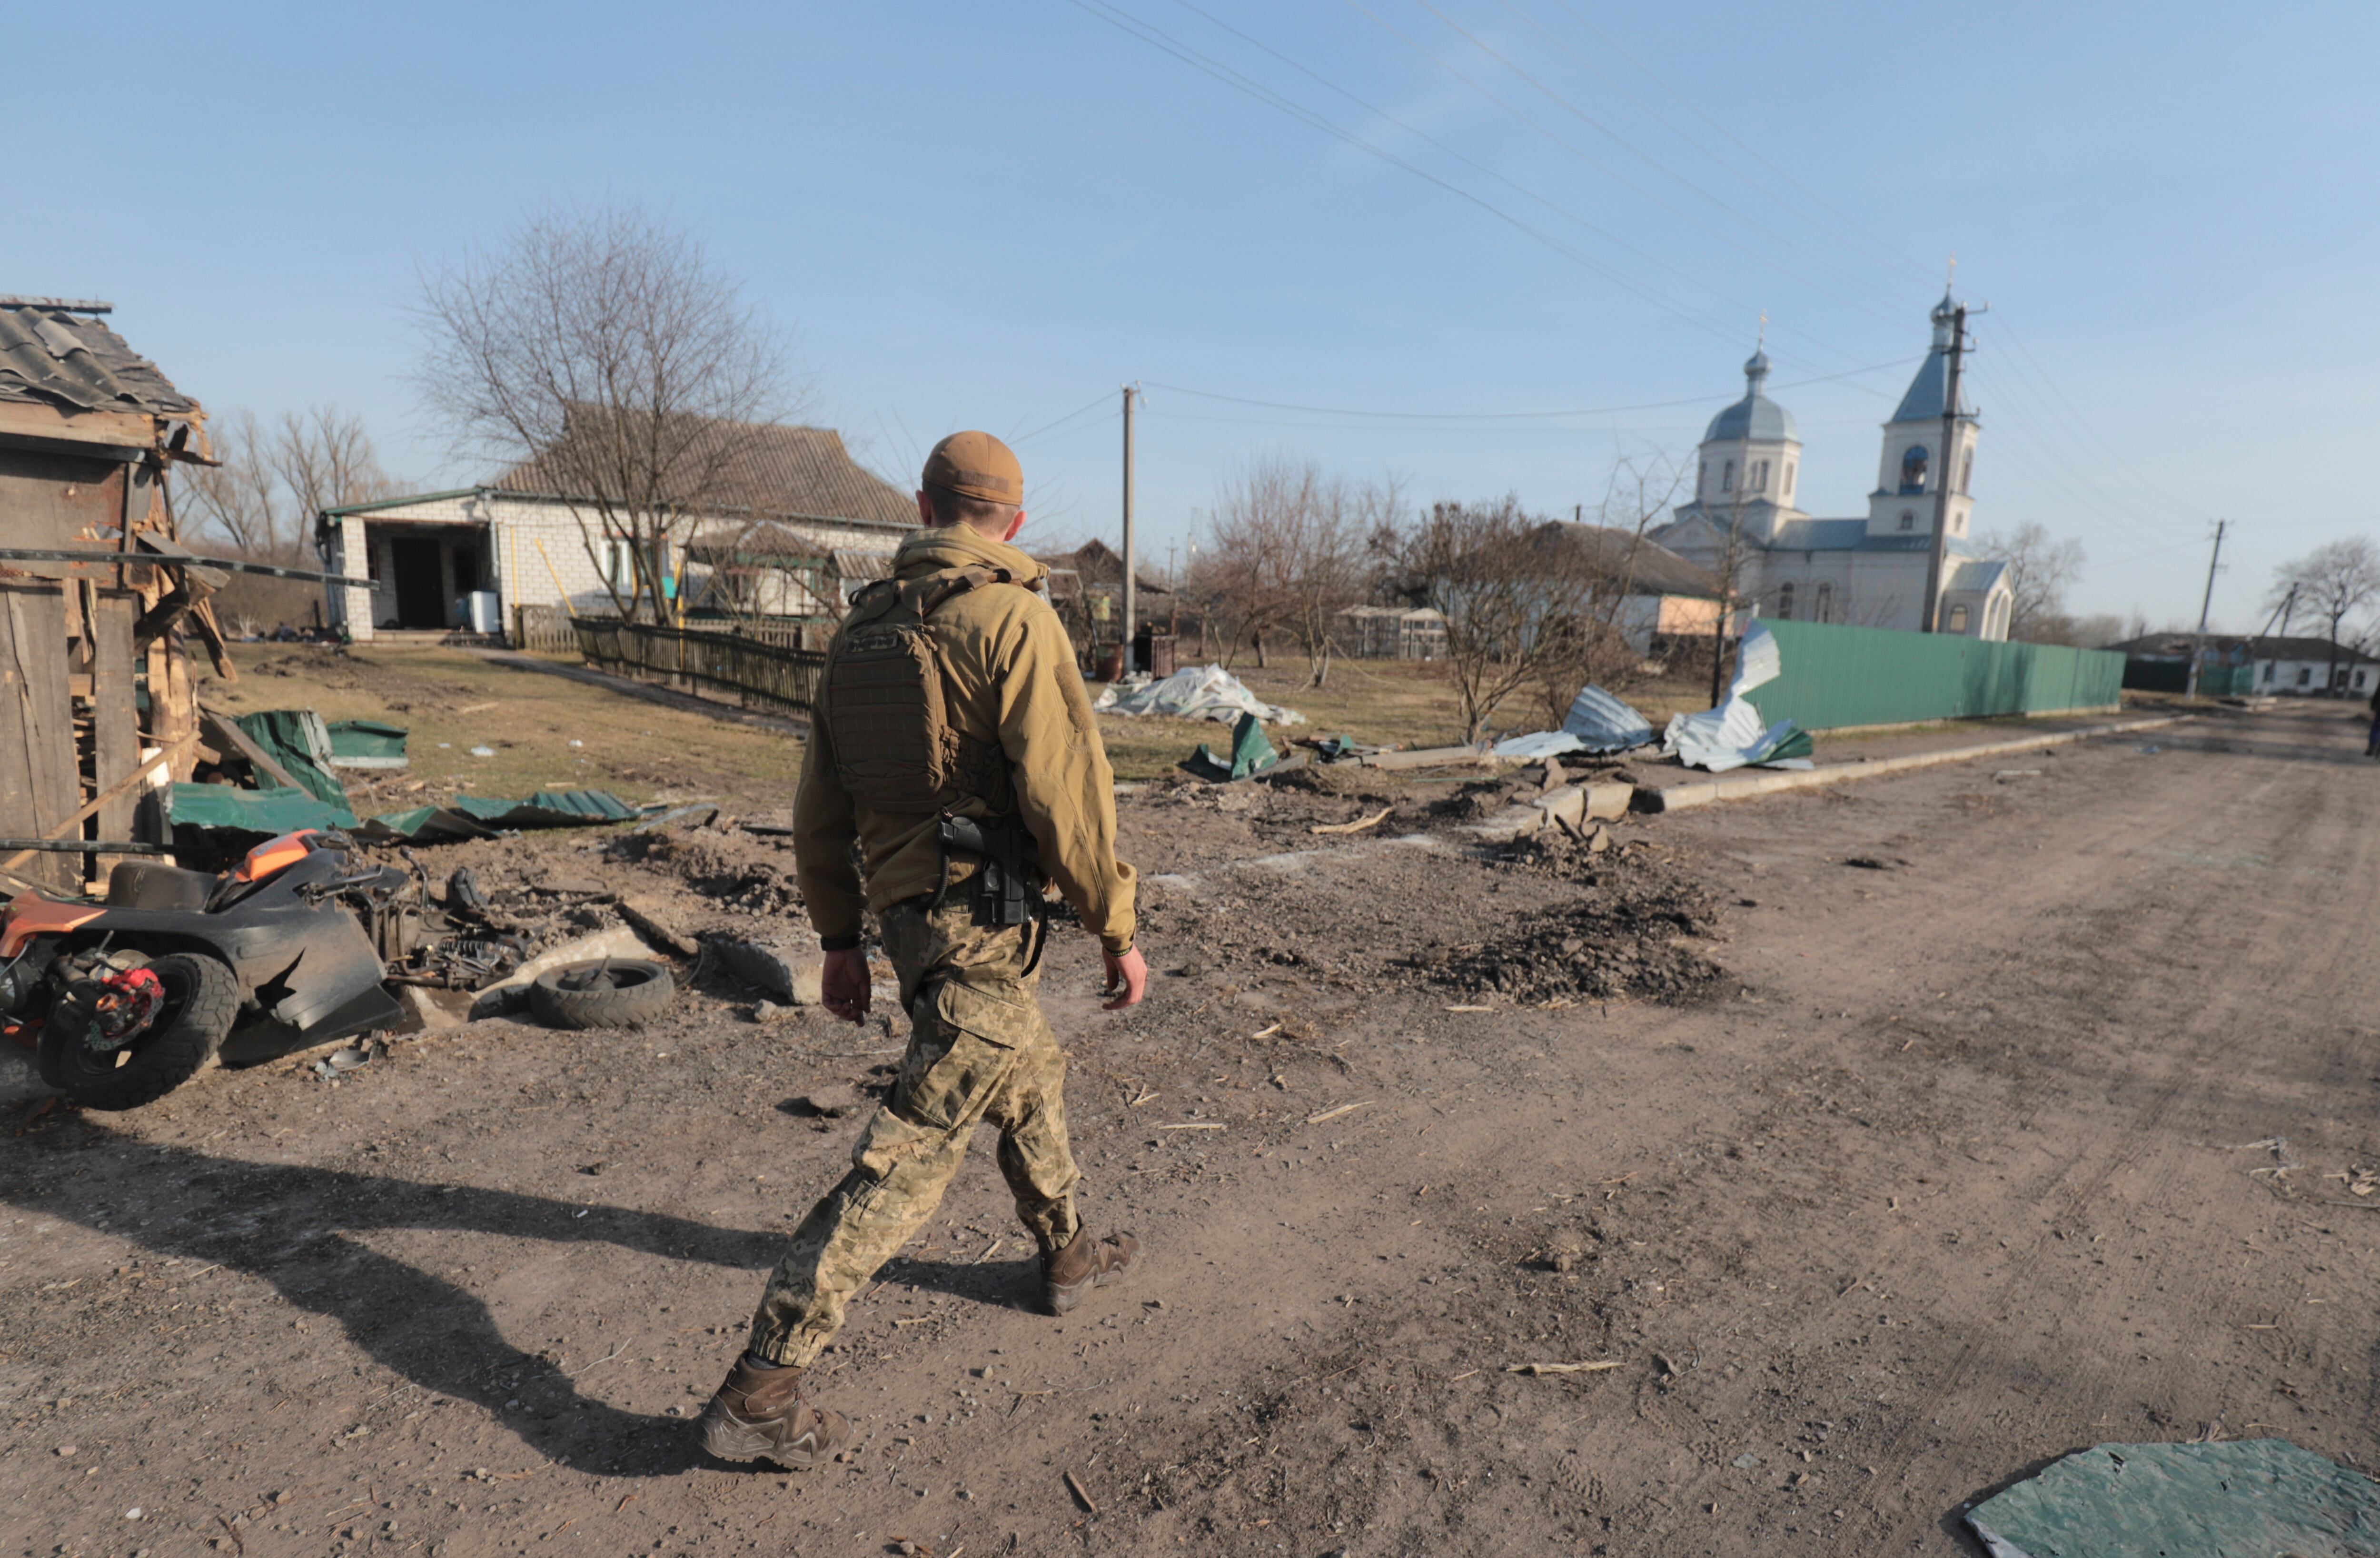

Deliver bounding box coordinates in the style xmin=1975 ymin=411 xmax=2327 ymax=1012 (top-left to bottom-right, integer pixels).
xmin=0 ymin=296 xmax=234 ymax=893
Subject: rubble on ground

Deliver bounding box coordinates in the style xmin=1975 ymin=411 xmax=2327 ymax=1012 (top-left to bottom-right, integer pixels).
xmin=1413 ymin=831 xmax=1725 ymax=1004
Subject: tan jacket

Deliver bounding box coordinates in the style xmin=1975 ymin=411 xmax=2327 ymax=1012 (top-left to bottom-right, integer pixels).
xmin=792 ymin=525 xmax=1138 ymax=955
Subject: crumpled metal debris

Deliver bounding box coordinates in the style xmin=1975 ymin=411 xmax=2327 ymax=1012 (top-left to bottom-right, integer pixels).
xmin=1093 ymin=664 xmax=1305 ymax=725
xmin=1661 ymin=625 xmax=1814 ymax=772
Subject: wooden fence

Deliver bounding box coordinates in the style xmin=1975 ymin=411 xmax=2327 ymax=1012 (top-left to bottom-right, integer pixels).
xmin=511 ymin=603 xmax=581 ymax=654
xmin=571 ymin=618 xmax=827 ymax=715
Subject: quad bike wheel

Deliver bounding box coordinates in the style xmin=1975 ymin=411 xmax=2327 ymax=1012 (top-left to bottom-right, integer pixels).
xmin=38 ymin=953 xmax=241 ymax=1111
xmin=529 ymin=958 xmax=676 ymax=1030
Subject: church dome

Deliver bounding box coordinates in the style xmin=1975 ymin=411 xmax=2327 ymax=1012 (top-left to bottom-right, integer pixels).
xmin=1703 ymin=349 xmax=1799 ymax=444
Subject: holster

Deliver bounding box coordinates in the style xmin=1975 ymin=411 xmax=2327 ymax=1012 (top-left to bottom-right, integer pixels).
xmin=929 ymin=813 xmax=1041 ymax=929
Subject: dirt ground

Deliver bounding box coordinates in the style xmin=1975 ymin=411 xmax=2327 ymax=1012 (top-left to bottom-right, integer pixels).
xmin=5 ymin=699 xmax=2379 ymax=1558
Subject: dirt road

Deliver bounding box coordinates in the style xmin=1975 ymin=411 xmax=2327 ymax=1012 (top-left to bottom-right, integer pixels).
xmin=4 ymin=701 xmax=2376 ymax=1557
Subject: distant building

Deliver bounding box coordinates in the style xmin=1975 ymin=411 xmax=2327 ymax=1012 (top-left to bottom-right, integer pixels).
xmin=2110 ymin=633 xmax=2380 ymax=697
xmin=1651 ymin=292 xmax=2018 ymax=639
xmin=317 ymin=420 xmax=915 ymax=639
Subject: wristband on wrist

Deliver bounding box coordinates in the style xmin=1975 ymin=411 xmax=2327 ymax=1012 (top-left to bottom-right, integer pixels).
xmin=819 ymin=933 xmax=862 ymax=953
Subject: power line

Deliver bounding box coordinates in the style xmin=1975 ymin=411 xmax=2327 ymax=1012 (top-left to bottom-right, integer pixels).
xmin=1401 ymin=0 xmax=1914 ymax=312
xmin=1141 ymin=355 xmax=1916 ymax=422
xmin=1964 ymin=364 xmax=2175 ymax=543
xmin=1066 ymin=0 xmax=1775 ymax=355
xmin=1540 ymin=0 xmax=1939 ymax=281
xmin=1343 ymin=0 xmax=1914 ymax=337
xmin=1010 ymin=391 xmax=1118 ymax=448
xmin=1140 ymin=0 xmax=1874 ymax=369
xmin=1986 ymin=310 xmax=2200 ymax=514
xmin=1492 ymin=0 xmax=1939 ymax=289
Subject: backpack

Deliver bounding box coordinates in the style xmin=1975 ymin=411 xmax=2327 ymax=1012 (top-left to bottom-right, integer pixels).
xmin=820 ymin=563 xmax=1019 ymax=813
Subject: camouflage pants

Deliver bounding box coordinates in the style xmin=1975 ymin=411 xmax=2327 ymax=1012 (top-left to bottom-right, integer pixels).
xmin=747 ymin=897 xmax=1080 ymax=1367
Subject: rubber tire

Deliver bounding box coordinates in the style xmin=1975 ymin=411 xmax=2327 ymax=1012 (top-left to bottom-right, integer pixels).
xmin=38 ymin=953 xmax=241 ymax=1111
xmin=528 ymin=958 xmax=675 ymax=1030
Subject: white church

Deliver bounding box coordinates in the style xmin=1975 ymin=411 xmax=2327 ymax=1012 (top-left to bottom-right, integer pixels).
xmin=1650 ymin=292 xmax=2015 ymax=639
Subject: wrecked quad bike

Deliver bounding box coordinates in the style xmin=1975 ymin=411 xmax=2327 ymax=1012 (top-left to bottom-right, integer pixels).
xmin=0 ymin=829 xmax=433 ymax=1111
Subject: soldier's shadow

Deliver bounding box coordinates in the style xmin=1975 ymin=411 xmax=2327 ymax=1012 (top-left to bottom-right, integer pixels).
xmin=1 ymin=1117 xmax=786 ymax=1478
xmin=873 ymin=1252 xmax=1043 ymax=1312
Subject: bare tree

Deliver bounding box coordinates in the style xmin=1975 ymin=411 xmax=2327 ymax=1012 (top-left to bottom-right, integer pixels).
xmin=2271 ymin=537 xmax=2380 ymax=689
xmin=1398 ymin=496 xmax=1614 ymax=744
xmin=178 ymin=409 xmax=290 ymax=560
xmin=1199 ymin=457 xmax=1403 ymax=687
xmin=413 ymin=202 xmax=796 ymax=624
xmin=1977 ymin=521 xmax=2086 ymax=642
xmin=274 ymin=406 xmax=396 ymax=526
xmin=1527 ymin=451 xmax=1686 ymax=722
xmin=180 ymin=405 xmax=398 ymax=565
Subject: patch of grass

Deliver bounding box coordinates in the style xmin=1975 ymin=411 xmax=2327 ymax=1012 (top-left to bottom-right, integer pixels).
xmin=203 ymin=644 xmax=804 ymax=815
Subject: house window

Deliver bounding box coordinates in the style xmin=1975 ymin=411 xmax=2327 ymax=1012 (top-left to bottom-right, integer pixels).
xmin=603 ymin=537 xmax=639 ymax=594
xmin=1783 ymin=461 xmax=1795 ymax=500
xmin=1815 ymin=582 xmax=1834 ymax=623
xmin=1776 ymin=582 xmax=1795 ymax=620
xmin=1901 ymin=445 xmax=1929 ymax=493
xmin=2298 ymin=665 xmax=2312 ymax=687
xmin=2262 ymin=662 xmax=2274 ymax=683
xmin=1721 ymin=460 xmax=1736 ymax=493
xmin=1947 ymin=603 xmax=1970 ymax=633
xmin=1898 ymin=510 xmax=1915 ymax=532
xmin=2358 ymin=670 xmax=2370 ymax=691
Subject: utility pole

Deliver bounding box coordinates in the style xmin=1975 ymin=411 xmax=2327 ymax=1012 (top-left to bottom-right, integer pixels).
xmin=1121 ymin=384 xmax=1139 ymax=672
xmin=2185 ymin=519 xmax=2228 ymax=700
xmin=1922 ymin=295 xmax=1982 ymax=632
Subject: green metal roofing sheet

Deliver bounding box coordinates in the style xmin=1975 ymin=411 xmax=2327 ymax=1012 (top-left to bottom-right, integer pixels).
xmin=1967 ymin=1440 xmax=2380 ymax=1558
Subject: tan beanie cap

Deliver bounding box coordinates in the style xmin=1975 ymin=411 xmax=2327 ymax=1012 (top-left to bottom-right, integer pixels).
xmin=921 ymin=430 xmax=1023 ymax=506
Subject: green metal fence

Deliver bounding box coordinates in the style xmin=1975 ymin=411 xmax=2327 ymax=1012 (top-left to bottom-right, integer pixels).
xmin=1748 ymin=620 xmax=2127 ymax=731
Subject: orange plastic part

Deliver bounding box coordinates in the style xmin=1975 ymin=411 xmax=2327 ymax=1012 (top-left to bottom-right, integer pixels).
xmin=234 ymin=830 xmax=318 ymax=885
xmin=0 ymin=895 xmax=105 ymax=960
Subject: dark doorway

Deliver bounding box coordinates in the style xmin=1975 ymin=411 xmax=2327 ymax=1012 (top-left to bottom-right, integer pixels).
xmin=390 ymin=537 xmax=444 ymax=627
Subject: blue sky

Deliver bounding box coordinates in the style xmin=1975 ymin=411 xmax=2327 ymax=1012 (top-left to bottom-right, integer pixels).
xmin=14 ymin=1 xmax=2374 ymax=630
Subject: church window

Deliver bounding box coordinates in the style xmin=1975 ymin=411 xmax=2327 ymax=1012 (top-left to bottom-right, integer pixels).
xmin=1783 ymin=461 xmax=1795 ymax=499
xmin=1698 ymin=457 xmax=1707 ymax=496
xmin=1947 ymin=603 xmax=1970 ymax=633
xmin=1752 ymin=460 xmax=1770 ymax=493
xmin=1721 ymin=460 xmax=1735 ymax=493
xmin=1898 ymin=510 xmax=1915 ymax=532
xmin=1959 ymin=450 xmax=1973 ymax=494
xmin=1901 ymin=445 xmax=1929 ymax=493
xmin=1776 ymin=582 xmax=1795 ymax=620
xmin=1815 ymin=582 xmax=1834 ymax=622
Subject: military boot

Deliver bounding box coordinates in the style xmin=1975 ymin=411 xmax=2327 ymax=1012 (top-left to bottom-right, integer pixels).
xmin=696 ymin=1355 xmax=853 ymax=1469
xmin=1044 ymin=1227 xmax=1138 ymax=1315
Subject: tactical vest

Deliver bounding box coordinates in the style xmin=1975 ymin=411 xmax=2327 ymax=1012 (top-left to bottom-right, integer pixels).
xmin=820 ymin=563 xmax=1019 ymax=814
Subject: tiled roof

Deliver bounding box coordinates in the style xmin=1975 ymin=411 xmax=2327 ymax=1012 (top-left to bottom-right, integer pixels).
xmin=1540 ymin=521 xmax=1724 ymax=598
xmin=0 ymin=301 xmax=195 ymax=417
xmin=493 ymin=415 xmax=916 ymax=527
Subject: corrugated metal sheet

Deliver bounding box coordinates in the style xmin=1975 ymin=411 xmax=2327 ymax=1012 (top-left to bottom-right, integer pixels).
xmin=0 ymin=304 xmax=195 ymax=416
xmin=1747 ymin=619 xmax=2125 ymax=731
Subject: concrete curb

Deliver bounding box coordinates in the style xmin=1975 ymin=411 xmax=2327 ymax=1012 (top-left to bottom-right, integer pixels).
xmin=1641 ymin=714 xmax=2190 ymax=814
xmin=1463 ymin=781 xmax=1636 ymax=843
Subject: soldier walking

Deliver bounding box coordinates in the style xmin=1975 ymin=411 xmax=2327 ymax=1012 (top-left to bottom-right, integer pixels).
xmin=699 ymin=431 xmax=1147 ymax=1467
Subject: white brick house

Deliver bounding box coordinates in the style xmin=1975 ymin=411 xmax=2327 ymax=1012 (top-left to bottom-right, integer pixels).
xmin=316 ymin=422 xmax=918 ymax=640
